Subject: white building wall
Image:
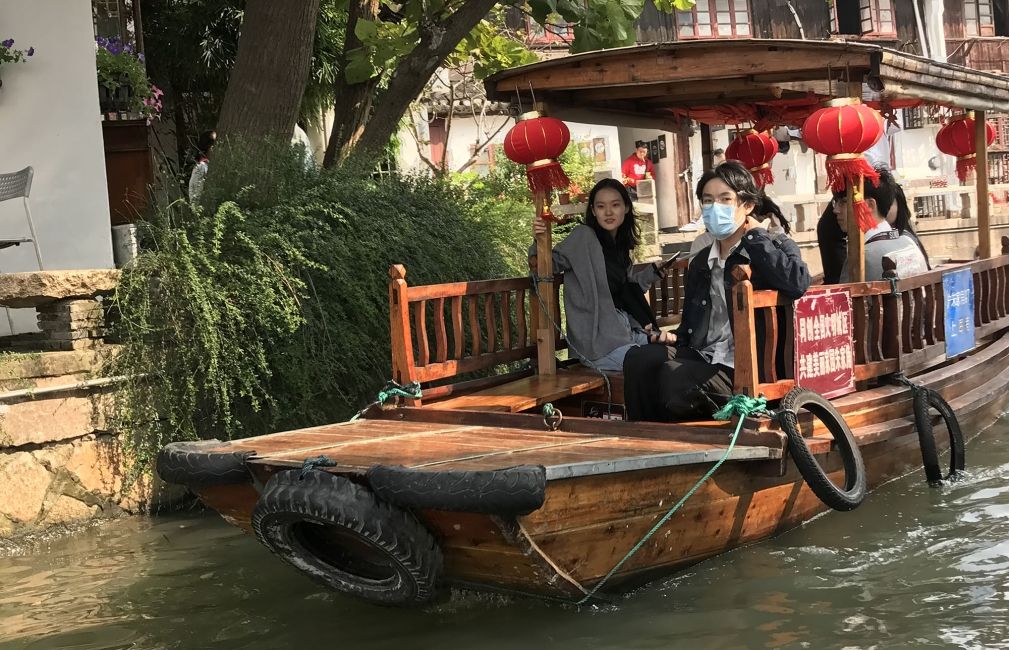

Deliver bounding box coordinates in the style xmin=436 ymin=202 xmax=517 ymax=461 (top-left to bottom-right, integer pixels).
xmin=0 ymin=1 xmax=114 ymax=335
xmin=0 ymin=1 xmax=113 ymax=273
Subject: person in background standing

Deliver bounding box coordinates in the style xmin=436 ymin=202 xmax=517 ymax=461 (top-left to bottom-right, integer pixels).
xmin=188 ymin=130 xmax=217 ymax=202
xmin=621 ymin=143 xmax=654 ymax=201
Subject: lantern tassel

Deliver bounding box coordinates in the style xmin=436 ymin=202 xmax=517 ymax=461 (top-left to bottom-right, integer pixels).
xmin=751 ymin=165 xmax=774 ymax=188
xmin=955 ymin=155 xmax=976 ymax=184
xmin=825 ymin=155 xmax=880 ymax=194
xmin=850 ymin=176 xmax=878 ymax=233
xmin=526 ymin=161 xmax=571 ymax=194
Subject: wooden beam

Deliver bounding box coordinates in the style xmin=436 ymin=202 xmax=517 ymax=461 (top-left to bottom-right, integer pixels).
xmin=493 ymin=46 xmax=873 ymax=95
xmin=977 ymin=109 xmax=992 ymax=259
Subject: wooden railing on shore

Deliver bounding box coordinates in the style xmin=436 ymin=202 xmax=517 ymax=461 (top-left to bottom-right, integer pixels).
xmin=731 ymin=249 xmax=1009 ymax=400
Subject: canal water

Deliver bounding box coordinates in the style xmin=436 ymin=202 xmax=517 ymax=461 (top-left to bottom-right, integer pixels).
xmin=4 ymin=418 xmax=1009 ymax=649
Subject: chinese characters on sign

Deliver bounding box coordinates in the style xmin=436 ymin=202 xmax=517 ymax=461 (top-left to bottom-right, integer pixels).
xmin=943 ymin=268 xmax=975 ymax=357
xmin=794 ymin=289 xmax=856 ymax=399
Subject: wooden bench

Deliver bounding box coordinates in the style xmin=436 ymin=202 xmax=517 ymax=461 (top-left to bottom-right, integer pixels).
xmin=388 ymin=259 xmax=688 ymax=413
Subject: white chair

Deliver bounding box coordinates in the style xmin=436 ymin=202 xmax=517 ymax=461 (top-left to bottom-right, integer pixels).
xmin=0 ymin=166 xmax=43 ymax=269
xmin=0 ymin=167 xmax=44 ymax=336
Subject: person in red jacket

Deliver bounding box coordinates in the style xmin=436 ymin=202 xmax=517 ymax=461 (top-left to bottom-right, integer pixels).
xmin=621 ymin=143 xmax=654 ymax=200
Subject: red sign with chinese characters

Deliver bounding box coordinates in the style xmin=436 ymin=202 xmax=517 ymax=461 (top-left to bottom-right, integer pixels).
xmin=794 ymin=289 xmax=856 ymax=399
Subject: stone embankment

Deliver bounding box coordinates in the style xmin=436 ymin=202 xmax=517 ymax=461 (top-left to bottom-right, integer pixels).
xmin=0 ymin=270 xmax=182 ymax=539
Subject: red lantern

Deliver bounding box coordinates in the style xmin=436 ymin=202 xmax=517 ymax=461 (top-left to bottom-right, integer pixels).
xmin=802 ymin=98 xmax=885 ymax=232
xmin=503 ymin=111 xmax=571 ymax=194
xmin=726 ymin=129 xmax=779 ymax=187
xmin=936 ymin=113 xmax=996 ymax=183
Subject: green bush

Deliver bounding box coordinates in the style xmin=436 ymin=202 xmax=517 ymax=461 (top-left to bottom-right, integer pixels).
xmin=106 ymin=141 xmax=535 ymax=474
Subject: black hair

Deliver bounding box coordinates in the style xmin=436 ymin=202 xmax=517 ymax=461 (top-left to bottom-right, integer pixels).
xmin=892 ymin=182 xmax=931 ymax=265
xmin=584 ymin=178 xmax=641 ymax=251
xmin=196 ymin=130 xmax=217 ymax=159
xmin=758 ymin=195 xmax=791 ymax=234
xmin=695 ymin=160 xmax=761 ymax=212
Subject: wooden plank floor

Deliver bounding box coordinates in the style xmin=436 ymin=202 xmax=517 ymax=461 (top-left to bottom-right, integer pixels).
xmin=215 ymin=417 xmax=777 ymax=475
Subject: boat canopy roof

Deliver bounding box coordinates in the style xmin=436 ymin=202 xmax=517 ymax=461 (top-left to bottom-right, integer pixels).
xmin=484 ymin=39 xmax=1009 ymax=129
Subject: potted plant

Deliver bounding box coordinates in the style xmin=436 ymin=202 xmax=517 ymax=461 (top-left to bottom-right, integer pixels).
xmin=95 ymin=37 xmax=161 ymax=122
xmin=0 ymin=38 xmax=35 ymax=89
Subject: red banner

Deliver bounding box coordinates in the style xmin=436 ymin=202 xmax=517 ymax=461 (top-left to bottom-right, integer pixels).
xmin=794 ymin=289 xmax=856 ymax=399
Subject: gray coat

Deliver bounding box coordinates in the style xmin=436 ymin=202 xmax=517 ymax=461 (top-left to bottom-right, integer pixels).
xmin=531 ymin=225 xmax=658 ymax=361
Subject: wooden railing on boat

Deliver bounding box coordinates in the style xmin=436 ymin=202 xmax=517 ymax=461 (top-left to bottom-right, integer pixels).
xmin=731 ymin=246 xmax=1009 ymax=400
xmin=389 ymin=258 xmax=689 ymax=406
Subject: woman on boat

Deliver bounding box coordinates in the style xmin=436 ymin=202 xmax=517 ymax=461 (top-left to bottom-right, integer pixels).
xmin=688 ymin=195 xmax=791 ymax=259
xmin=889 ymin=183 xmax=931 ymax=269
xmin=830 ymin=168 xmax=930 ymax=282
xmin=623 ymin=161 xmax=810 ymax=422
xmin=529 ymin=178 xmax=673 ymax=372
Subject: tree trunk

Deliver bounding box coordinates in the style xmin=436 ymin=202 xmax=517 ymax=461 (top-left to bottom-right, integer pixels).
xmin=216 ymin=0 xmax=321 ymax=142
xmin=322 ymin=0 xmax=380 ymax=168
xmin=324 ymin=0 xmax=501 ymax=166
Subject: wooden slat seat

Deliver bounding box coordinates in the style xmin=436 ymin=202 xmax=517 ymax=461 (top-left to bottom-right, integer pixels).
xmin=425 ymin=367 xmax=607 ymax=413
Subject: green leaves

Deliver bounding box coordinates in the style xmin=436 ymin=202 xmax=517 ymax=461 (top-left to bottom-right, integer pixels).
xmin=454 ymin=19 xmax=537 ymax=79
xmin=344 ymin=17 xmax=418 ymax=84
xmin=654 ymin=0 xmax=696 ymax=11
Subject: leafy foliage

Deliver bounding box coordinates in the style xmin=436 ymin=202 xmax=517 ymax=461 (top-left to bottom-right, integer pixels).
xmin=106 ymin=142 xmax=532 ymax=474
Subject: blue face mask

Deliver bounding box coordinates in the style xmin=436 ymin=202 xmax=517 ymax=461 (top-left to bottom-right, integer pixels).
xmin=702 ymin=203 xmax=741 ymax=240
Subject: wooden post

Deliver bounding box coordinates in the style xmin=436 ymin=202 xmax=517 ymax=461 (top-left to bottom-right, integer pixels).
xmin=701 ymin=123 xmax=714 ymax=171
xmin=731 ymin=265 xmax=759 ymax=397
xmin=976 ymin=109 xmax=992 ymax=259
xmin=845 ymin=82 xmax=865 ymax=283
xmin=845 ymin=180 xmax=865 ymax=283
xmin=389 ymin=265 xmax=420 ymax=406
xmin=534 ymin=191 xmax=557 ymax=375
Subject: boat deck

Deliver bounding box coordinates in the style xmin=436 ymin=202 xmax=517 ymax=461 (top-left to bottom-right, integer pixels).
xmin=208 ymin=418 xmax=780 ymax=480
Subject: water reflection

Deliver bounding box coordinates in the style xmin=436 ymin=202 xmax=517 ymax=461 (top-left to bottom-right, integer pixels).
xmin=2 ymin=418 xmax=1009 ymax=649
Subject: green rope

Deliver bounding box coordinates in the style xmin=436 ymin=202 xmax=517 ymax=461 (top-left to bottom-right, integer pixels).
xmin=542 ymin=403 xmax=556 ymax=418
xmin=575 ymin=393 xmax=768 ymax=606
xmin=349 ymin=380 xmax=423 ymax=421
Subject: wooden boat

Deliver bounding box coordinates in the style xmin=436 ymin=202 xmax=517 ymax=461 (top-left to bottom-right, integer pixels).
xmin=158 ymin=41 xmax=1009 ymax=606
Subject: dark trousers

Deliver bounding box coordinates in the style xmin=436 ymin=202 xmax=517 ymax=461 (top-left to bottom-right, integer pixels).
xmin=622 ymin=344 xmax=734 ymax=421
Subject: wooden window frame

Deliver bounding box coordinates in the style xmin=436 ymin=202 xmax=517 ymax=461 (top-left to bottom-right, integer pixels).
xmin=674 ymin=0 xmax=752 ymax=40
xmin=830 ymin=0 xmax=897 ymax=38
xmin=965 ymin=0 xmax=997 ymax=36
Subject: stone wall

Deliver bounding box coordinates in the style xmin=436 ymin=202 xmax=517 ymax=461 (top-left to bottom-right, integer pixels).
xmin=0 ymin=271 xmax=184 ymax=540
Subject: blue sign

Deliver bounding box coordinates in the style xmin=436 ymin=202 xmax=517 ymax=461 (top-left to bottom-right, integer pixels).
xmin=943 ymin=268 xmax=975 ymax=357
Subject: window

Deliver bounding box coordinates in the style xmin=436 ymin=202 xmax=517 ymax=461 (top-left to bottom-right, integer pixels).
xmin=965 ymin=0 xmax=996 ymax=36
xmin=675 ymin=0 xmax=751 ymax=39
xmin=470 ymin=144 xmax=499 ymax=175
xmin=92 ymin=0 xmax=124 ymax=40
xmin=901 ymin=106 xmax=943 ymax=129
xmin=525 ymin=15 xmax=573 ymax=45
xmin=831 ymin=0 xmax=896 ymax=37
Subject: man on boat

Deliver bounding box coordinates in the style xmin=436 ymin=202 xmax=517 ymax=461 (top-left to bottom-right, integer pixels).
xmin=622 ymin=161 xmax=811 ymax=421
xmin=621 ymin=142 xmax=654 ymax=201
xmin=829 ymin=168 xmax=930 ymax=283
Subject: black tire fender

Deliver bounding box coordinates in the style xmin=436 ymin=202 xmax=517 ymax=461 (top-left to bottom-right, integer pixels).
xmin=156 ymin=440 xmax=254 ymax=487
xmin=252 ymin=469 xmax=443 ymax=607
xmin=912 ymin=386 xmax=966 ymax=485
xmin=779 ymin=388 xmax=867 ymax=511
xmin=366 ymin=464 xmax=547 ymax=515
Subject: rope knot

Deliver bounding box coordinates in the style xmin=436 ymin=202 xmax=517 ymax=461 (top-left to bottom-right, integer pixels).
xmin=300 ymin=455 xmax=337 ymax=478
xmin=712 ymin=394 xmax=768 ymax=421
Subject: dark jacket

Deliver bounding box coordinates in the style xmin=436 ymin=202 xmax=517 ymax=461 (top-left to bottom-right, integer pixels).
xmin=817 ymin=204 xmax=847 ymax=285
xmin=675 ymin=228 xmax=810 ymax=371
